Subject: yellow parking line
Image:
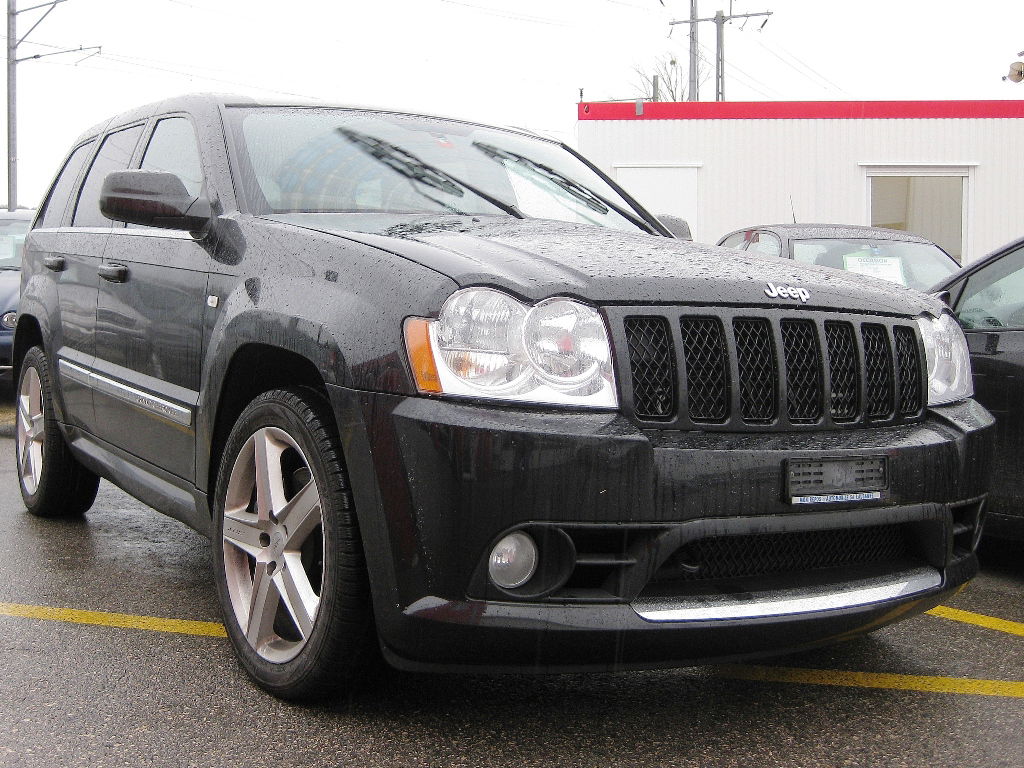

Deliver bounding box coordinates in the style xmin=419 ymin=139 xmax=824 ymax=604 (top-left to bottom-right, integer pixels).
xmin=926 ymin=606 xmax=1024 ymax=638
xmin=0 ymin=601 xmax=227 ymax=638
xmin=2 ymin=601 xmax=1023 ymax=697
xmin=716 ymin=664 xmax=1024 ymax=698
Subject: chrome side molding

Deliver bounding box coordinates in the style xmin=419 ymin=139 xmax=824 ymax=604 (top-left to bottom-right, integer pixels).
xmin=632 ymin=566 xmax=942 ymax=622
xmin=58 ymin=359 xmax=193 ymax=427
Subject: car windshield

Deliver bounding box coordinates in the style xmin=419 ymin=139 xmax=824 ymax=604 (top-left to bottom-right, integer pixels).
xmin=790 ymin=238 xmax=959 ymax=291
xmin=0 ymin=217 xmax=31 ymax=269
xmin=227 ymin=107 xmax=651 ymax=232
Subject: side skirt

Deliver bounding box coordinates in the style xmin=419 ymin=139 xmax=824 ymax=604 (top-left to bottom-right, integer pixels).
xmin=63 ymin=423 xmax=212 ymax=537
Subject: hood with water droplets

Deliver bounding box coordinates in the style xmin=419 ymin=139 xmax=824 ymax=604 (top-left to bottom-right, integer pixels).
xmin=264 ymin=213 xmax=941 ymax=317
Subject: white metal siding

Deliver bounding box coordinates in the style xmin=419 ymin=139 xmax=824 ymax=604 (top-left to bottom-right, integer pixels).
xmin=579 ymin=117 xmax=1023 ymax=262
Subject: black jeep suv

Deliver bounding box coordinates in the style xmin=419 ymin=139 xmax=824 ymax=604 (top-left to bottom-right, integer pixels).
xmin=16 ymin=94 xmax=993 ymax=700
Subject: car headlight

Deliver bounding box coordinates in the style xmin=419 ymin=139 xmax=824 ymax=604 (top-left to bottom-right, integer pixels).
xmin=915 ymin=312 xmax=973 ymax=406
xmin=404 ymin=287 xmax=618 ymax=408
xmin=0 ymin=311 xmax=15 ymax=330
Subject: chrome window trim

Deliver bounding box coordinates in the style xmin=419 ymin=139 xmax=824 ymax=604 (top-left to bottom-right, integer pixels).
xmin=57 ymin=359 xmax=193 ymax=427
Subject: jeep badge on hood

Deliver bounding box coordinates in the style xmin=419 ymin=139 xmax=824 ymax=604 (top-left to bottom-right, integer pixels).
xmin=765 ymin=282 xmax=810 ymax=303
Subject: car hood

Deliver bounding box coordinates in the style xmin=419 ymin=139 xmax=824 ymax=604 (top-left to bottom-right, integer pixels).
xmin=264 ymin=213 xmax=940 ymax=316
xmin=0 ymin=269 xmax=19 ymax=313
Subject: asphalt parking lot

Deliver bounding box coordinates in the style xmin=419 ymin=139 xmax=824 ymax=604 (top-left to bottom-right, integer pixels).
xmin=0 ymin=431 xmax=1022 ymax=768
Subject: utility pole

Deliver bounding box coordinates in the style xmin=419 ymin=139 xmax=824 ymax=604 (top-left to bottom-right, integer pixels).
xmin=670 ymin=6 xmax=772 ymax=102
xmin=6 ymin=0 xmax=98 ymax=210
xmin=687 ymin=0 xmax=698 ymax=101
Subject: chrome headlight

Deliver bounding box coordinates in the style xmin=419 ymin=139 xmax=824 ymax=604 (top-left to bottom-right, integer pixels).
xmin=915 ymin=312 xmax=973 ymax=406
xmin=404 ymin=287 xmax=618 ymax=409
xmin=0 ymin=311 xmax=16 ymax=330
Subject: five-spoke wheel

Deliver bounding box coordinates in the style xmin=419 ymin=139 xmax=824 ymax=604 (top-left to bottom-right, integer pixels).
xmin=14 ymin=346 xmax=99 ymax=517
xmin=213 ymin=388 xmax=373 ymax=700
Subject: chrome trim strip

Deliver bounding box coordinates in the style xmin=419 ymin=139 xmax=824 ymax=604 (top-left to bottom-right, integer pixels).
xmin=57 ymin=359 xmax=193 ymax=427
xmin=632 ymin=567 xmax=942 ymax=622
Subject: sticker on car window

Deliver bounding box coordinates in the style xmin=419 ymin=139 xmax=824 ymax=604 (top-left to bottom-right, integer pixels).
xmin=842 ymin=254 xmax=907 ymax=286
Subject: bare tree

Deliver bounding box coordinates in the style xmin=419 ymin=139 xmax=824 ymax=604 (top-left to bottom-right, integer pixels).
xmin=634 ymin=53 xmax=707 ymax=101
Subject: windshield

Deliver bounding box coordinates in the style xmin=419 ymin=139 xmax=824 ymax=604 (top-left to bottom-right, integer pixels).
xmin=0 ymin=218 xmax=31 ymax=269
xmin=228 ymin=107 xmax=651 ymax=233
xmin=790 ymin=238 xmax=959 ymax=291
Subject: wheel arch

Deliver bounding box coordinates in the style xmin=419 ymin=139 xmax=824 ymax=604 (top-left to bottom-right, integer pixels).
xmin=203 ymin=342 xmax=331 ymax=505
xmin=13 ymin=313 xmax=44 ymax=384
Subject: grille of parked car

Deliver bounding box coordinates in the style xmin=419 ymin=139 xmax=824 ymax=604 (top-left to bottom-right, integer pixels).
xmin=618 ymin=309 xmax=925 ymax=430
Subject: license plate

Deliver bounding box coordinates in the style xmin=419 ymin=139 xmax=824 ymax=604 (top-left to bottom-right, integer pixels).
xmin=786 ymin=456 xmax=888 ymax=504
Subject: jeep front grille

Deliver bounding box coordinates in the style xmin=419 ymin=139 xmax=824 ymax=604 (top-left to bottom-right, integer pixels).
xmin=617 ymin=308 xmax=925 ymax=431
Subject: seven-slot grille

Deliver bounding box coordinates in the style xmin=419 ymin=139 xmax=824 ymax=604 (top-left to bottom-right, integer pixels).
xmin=620 ymin=309 xmax=925 ymax=430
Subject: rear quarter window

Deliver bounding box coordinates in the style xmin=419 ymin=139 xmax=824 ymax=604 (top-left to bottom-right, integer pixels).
xmin=37 ymin=140 xmax=96 ymax=229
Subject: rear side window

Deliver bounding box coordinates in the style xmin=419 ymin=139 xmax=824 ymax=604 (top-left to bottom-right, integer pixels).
xmin=72 ymin=124 xmax=145 ymax=228
xmin=38 ymin=141 xmax=96 ymax=229
xmin=140 ymin=117 xmax=204 ymax=197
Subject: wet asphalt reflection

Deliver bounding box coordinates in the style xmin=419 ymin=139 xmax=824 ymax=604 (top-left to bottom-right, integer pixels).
xmin=0 ymin=435 xmax=1021 ymax=768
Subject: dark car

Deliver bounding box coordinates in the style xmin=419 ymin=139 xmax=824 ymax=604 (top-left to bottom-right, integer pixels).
xmin=932 ymin=237 xmax=1024 ymax=540
xmin=717 ymin=224 xmax=961 ymax=293
xmin=0 ymin=208 xmax=34 ymax=379
xmin=16 ymin=94 xmax=992 ymax=701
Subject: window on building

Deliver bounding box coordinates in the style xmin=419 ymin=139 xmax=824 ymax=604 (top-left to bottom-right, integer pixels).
xmin=870 ymin=175 xmax=964 ymax=262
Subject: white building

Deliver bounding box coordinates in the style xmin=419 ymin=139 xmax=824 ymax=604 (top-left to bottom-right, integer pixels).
xmin=577 ymin=100 xmax=1024 ymax=263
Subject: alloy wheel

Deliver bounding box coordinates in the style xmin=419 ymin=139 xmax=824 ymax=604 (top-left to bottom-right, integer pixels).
xmin=17 ymin=366 xmax=45 ymax=496
xmin=221 ymin=426 xmax=325 ymax=663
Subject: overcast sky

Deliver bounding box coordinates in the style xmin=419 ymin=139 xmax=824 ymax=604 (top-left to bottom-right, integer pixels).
xmin=5 ymin=0 xmax=1023 ymax=206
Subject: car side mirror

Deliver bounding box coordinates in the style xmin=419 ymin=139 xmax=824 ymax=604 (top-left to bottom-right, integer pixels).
xmin=657 ymin=214 xmax=691 ymax=240
xmin=100 ymin=170 xmax=212 ymax=234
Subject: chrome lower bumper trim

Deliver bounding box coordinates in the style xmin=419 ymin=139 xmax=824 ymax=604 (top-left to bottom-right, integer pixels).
xmin=632 ymin=566 xmax=942 ymax=622
xmin=57 ymin=359 xmax=193 ymax=427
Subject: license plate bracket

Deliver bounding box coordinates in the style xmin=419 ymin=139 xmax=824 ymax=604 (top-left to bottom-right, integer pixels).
xmin=786 ymin=456 xmax=889 ymax=505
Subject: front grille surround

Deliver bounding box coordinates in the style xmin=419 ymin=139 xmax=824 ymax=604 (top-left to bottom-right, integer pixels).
xmin=610 ymin=306 xmax=927 ymax=432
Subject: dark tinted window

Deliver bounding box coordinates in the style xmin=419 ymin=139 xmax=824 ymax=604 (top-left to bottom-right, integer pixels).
xmin=955 ymin=245 xmax=1024 ymax=329
xmin=38 ymin=141 xmax=95 ymax=229
xmin=140 ymin=117 xmax=204 ymax=197
xmin=72 ymin=124 xmax=145 ymax=228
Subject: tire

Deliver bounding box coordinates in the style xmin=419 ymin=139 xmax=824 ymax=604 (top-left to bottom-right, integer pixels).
xmin=16 ymin=346 xmax=100 ymax=517
xmin=212 ymin=387 xmax=376 ymax=701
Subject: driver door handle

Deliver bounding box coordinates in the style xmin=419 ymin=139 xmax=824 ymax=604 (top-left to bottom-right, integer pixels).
xmin=98 ymin=263 xmax=128 ymax=283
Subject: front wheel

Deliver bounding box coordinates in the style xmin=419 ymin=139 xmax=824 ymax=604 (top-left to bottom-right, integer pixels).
xmin=16 ymin=346 xmax=99 ymax=517
xmin=212 ymin=388 xmax=375 ymax=701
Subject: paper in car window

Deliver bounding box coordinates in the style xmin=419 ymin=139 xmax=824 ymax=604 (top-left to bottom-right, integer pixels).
xmin=842 ymin=254 xmax=907 ymax=286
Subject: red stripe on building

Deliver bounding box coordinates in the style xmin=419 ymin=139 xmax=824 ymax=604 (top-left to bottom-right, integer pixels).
xmin=578 ymin=100 xmax=1024 ymax=121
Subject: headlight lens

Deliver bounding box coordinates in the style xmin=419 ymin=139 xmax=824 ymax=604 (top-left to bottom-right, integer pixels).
xmin=0 ymin=311 xmax=15 ymax=330
xmin=915 ymin=312 xmax=973 ymax=406
xmin=405 ymin=287 xmax=618 ymax=408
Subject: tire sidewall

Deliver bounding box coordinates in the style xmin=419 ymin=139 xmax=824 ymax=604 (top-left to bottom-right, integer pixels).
xmin=17 ymin=347 xmax=58 ymax=510
xmin=212 ymin=389 xmax=357 ymax=696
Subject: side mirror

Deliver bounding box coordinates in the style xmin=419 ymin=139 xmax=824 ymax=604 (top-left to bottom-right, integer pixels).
xmin=100 ymin=170 xmax=212 ymax=234
xmin=657 ymin=214 xmax=692 ymax=240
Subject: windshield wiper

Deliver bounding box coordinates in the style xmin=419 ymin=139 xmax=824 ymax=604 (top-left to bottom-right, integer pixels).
xmin=336 ymin=128 xmax=525 ymax=219
xmin=473 ymin=141 xmax=652 ymax=231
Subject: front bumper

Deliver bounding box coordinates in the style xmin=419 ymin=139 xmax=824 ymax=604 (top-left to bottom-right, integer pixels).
xmin=328 ymin=385 xmax=994 ymax=672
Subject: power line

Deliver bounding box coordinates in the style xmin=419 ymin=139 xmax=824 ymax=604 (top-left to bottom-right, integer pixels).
xmin=695 ymin=39 xmax=781 ymax=99
xmin=752 ymin=38 xmax=849 ymax=97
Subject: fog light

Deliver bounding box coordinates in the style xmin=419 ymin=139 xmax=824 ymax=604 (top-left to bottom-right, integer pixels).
xmin=488 ymin=532 xmax=537 ymax=589
xmin=1 ymin=311 xmax=15 ymax=330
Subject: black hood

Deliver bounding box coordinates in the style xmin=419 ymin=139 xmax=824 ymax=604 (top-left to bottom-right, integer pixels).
xmin=265 ymin=213 xmax=941 ymax=317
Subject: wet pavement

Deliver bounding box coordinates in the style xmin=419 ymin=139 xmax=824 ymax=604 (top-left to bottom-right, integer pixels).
xmin=0 ymin=435 xmax=1021 ymax=768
